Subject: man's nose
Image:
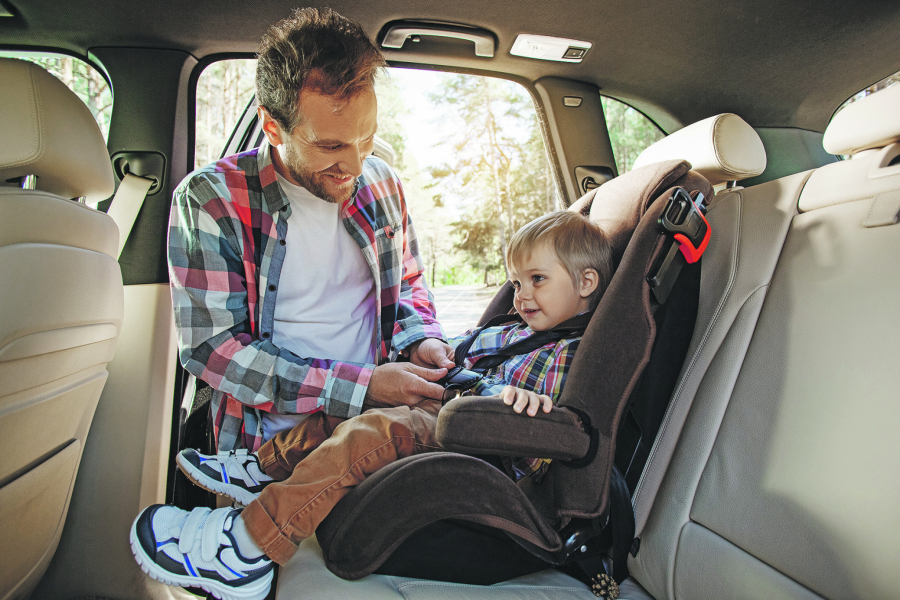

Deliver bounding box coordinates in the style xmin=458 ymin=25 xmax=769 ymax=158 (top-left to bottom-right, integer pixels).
xmin=337 ymin=145 xmax=365 ymax=177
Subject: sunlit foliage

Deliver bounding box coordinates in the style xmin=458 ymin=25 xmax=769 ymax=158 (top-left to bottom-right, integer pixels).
xmin=195 ymin=59 xmax=257 ymax=169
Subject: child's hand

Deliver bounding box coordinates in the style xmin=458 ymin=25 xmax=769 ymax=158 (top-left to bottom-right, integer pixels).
xmin=500 ymin=386 xmax=553 ymax=417
xmin=405 ymin=338 xmax=455 ymax=370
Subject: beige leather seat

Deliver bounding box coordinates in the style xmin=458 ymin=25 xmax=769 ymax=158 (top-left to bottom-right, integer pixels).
xmin=275 ymin=98 xmax=900 ymax=599
xmin=0 ymin=58 xmax=122 ymax=600
xmin=622 ymin=85 xmax=900 ymax=599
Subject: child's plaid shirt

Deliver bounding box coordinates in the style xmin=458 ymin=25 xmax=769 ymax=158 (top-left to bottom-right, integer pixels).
xmin=169 ymin=142 xmax=443 ymax=452
xmin=448 ymin=319 xmax=582 ymax=481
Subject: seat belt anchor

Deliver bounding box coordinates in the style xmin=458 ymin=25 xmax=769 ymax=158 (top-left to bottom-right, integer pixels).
xmin=658 ymin=187 xmax=710 ymax=264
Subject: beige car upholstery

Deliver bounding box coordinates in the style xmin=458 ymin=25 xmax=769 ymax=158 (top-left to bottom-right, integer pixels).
xmin=625 ymin=87 xmax=900 ymax=598
xmin=632 ymin=113 xmax=767 ymax=186
xmin=0 ymin=58 xmax=122 ymax=600
xmin=273 ymin=114 xmax=773 ymax=599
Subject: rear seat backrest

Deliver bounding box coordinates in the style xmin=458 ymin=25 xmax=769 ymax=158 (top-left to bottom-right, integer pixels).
xmin=626 ymin=85 xmax=900 ymax=599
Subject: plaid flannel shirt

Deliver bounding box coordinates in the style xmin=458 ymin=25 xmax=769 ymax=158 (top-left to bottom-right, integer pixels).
xmin=448 ymin=319 xmax=581 ymax=481
xmin=169 ymin=142 xmax=443 ymax=452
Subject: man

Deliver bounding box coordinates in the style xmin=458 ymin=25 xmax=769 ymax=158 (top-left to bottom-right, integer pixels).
xmin=168 ymin=7 xmax=454 ymax=454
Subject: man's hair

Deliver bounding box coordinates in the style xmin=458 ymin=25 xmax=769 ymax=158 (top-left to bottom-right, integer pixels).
xmin=256 ymin=7 xmax=387 ymax=133
xmin=506 ymin=211 xmax=613 ymax=310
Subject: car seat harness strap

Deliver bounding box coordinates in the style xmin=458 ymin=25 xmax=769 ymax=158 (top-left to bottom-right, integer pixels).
xmin=439 ymin=311 xmax=594 ymax=399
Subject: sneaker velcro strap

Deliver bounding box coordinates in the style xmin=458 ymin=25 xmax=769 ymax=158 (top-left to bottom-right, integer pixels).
xmin=179 ymin=507 xmax=210 ymax=555
xmin=200 ymin=508 xmax=232 ymax=561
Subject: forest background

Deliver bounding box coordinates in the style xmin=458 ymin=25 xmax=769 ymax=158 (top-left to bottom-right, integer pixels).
xmin=14 ymin=55 xmax=899 ymax=289
xmin=194 ymin=60 xmax=664 ymax=287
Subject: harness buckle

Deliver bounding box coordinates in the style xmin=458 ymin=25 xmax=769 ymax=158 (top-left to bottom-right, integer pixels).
xmin=439 ymin=366 xmax=484 ymax=403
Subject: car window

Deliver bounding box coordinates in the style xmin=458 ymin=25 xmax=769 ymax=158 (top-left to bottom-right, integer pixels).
xmin=196 ymin=61 xmax=560 ymax=337
xmin=195 ymin=58 xmax=256 ymax=170
xmin=0 ymin=52 xmax=112 ymax=141
xmin=834 ymin=68 xmax=900 ymax=115
xmin=600 ymin=96 xmax=665 ymax=173
xmin=378 ymin=69 xmax=561 ymax=335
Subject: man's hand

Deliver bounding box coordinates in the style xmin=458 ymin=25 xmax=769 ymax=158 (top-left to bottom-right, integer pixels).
xmin=406 ymin=338 xmax=455 ymax=370
xmin=364 ymin=362 xmax=448 ymax=408
xmin=500 ymin=386 xmax=554 ymax=417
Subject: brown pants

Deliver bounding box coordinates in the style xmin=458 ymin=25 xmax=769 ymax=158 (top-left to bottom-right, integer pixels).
xmin=240 ymin=400 xmax=442 ymax=565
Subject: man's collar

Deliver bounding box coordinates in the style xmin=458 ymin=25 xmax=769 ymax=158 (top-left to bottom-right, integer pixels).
xmin=257 ymin=140 xmax=290 ymax=215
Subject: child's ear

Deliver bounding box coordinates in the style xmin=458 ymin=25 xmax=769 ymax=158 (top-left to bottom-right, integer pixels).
xmin=579 ymin=268 xmax=599 ymax=298
xmin=258 ymin=106 xmax=285 ymax=146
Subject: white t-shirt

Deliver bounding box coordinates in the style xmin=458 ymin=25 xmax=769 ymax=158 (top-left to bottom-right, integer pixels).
xmin=262 ymin=173 xmax=377 ymax=441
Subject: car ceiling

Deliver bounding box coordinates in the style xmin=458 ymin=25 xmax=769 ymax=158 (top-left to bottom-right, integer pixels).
xmin=3 ymin=0 xmax=900 ymax=132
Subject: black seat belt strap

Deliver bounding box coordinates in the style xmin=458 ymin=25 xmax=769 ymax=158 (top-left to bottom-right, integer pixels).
xmin=452 ymin=313 xmax=523 ymax=366
xmin=468 ymin=311 xmax=594 ymax=373
xmin=440 ymin=311 xmax=594 ymax=400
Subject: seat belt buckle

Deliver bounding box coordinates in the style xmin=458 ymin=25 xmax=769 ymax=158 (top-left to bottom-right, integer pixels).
xmin=658 ymin=188 xmax=710 ymax=264
xmin=439 ymin=366 xmax=484 ymax=402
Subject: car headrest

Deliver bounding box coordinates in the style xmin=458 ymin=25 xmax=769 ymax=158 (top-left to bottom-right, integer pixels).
xmin=824 ymin=83 xmax=900 ymax=156
xmin=0 ymin=58 xmax=114 ymax=203
xmin=631 ymin=113 xmax=767 ymax=186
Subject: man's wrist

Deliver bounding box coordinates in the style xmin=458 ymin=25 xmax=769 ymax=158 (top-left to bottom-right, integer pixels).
xmin=399 ymin=336 xmax=445 ymax=357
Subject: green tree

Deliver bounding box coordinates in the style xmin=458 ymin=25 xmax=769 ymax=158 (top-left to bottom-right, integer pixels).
xmin=195 ymin=59 xmax=256 ymax=169
xmin=430 ymin=74 xmax=558 ymax=284
xmin=374 ymin=74 xmax=410 ymax=172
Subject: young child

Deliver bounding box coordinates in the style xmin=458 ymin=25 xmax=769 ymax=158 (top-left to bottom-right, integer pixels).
xmin=129 ymin=210 xmax=612 ymax=600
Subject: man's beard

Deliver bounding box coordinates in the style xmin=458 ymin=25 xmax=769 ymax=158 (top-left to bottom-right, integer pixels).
xmin=280 ymin=141 xmax=356 ymax=204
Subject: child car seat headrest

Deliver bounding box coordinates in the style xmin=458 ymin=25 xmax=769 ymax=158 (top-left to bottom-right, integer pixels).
xmin=0 ymin=58 xmax=114 ymax=203
xmin=824 ymin=83 xmax=900 ymax=156
xmin=631 ymin=113 xmax=767 ymax=186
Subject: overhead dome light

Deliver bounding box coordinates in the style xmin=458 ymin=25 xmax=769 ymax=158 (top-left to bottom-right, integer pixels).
xmin=510 ymin=34 xmax=591 ymax=63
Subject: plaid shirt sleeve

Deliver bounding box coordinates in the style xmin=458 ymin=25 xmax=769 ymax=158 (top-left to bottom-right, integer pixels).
xmin=389 ymin=178 xmax=445 ymax=352
xmin=168 ymin=174 xmax=373 ymax=421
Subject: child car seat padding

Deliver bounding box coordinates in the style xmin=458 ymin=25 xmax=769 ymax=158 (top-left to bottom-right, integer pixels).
xmin=316 ymin=160 xmax=713 ymax=582
xmin=315 ymin=453 xmax=562 ymax=581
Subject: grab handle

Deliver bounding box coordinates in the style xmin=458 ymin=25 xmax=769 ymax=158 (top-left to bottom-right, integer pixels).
xmin=381 ymin=23 xmax=496 ymax=58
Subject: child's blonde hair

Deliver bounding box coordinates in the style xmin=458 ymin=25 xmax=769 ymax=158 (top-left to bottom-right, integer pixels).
xmin=506 ymin=211 xmax=613 ymax=310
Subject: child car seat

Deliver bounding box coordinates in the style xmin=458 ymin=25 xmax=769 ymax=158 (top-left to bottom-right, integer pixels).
xmin=315 ymin=159 xmax=714 ymax=587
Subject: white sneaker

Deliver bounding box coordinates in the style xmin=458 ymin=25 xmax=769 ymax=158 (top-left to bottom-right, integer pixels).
xmin=177 ymin=448 xmax=274 ymax=505
xmin=130 ymin=504 xmax=274 ymax=600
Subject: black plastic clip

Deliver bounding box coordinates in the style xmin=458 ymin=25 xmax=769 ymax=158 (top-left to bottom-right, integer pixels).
xmin=659 ymin=187 xmax=710 ymax=264
xmin=647 ymin=188 xmax=710 ymax=304
xmin=439 ymin=366 xmax=484 ymax=402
